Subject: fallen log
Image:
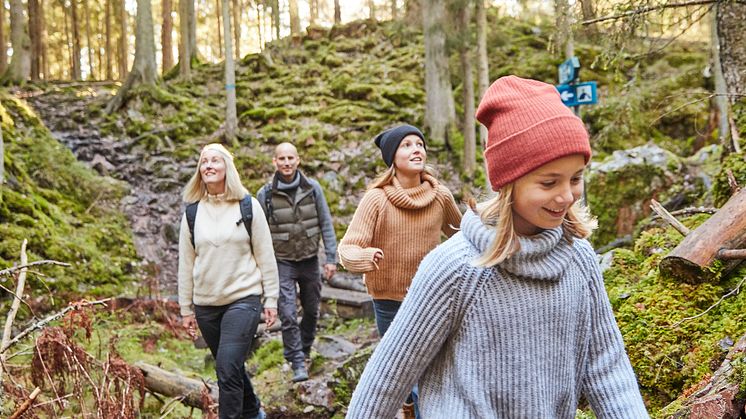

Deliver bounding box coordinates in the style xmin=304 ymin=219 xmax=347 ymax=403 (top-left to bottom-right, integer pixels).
xmin=663 ymin=333 xmax=746 ymax=418
xmin=134 ymin=362 xmax=218 ymax=409
xmin=659 ymin=188 xmax=746 ymax=283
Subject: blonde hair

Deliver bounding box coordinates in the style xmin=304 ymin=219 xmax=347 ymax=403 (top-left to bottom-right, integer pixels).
xmin=182 ymin=143 xmax=249 ymax=203
xmin=367 ymin=165 xmax=437 ymax=190
xmin=471 ymin=183 xmax=597 ymax=267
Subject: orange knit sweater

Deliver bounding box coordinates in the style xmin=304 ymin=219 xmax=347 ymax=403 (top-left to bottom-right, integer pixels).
xmin=339 ymin=174 xmax=462 ymax=301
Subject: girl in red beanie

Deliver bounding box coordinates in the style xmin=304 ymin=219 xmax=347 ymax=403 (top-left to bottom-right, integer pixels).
xmin=346 ymin=77 xmax=648 ymax=418
xmin=339 ymin=124 xmax=462 ymax=419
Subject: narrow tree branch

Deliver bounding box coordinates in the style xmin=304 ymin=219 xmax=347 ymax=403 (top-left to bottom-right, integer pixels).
xmin=718 ymin=249 xmax=746 ymax=260
xmin=726 ymin=169 xmax=741 ymax=194
xmin=1 ymin=240 xmax=30 ymax=386
xmin=669 ymin=274 xmax=746 ymax=328
xmin=0 ymin=299 xmax=111 ymax=354
xmin=582 ymin=0 xmax=720 ymax=25
xmin=0 ymin=260 xmax=71 ymax=277
xmin=650 ymin=199 xmax=690 ymax=236
xmin=9 ymin=387 xmax=41 ymax=419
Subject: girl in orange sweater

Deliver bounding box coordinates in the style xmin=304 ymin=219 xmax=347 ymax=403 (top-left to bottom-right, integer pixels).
xmin=339 ymin=124 xmax=462 ymax=418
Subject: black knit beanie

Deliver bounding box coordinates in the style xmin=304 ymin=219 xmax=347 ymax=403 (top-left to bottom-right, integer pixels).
xmin=373 ymin=124 xmax=426 ymax=167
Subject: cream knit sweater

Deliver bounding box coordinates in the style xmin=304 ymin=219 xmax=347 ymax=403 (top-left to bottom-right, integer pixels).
xmin=338 ymin=174 xmax=462 ymax=301
xmin=178 ymin=195 xmax=279 ymax=316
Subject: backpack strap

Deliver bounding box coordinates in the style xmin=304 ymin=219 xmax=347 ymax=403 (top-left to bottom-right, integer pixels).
xmin=263 ymin=183 xmax=277 ymax=224
xmin=237 ymin=194 xmax=254 ymax=252
xmin=185 ymin=201 xmax=199 ymax=249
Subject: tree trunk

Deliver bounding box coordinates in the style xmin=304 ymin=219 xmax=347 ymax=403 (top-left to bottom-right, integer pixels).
xmin=579 ymin=0 xmax=596 ymax=35
xmin=4 ymin=0 xmax=31 ymax=83
xmin=309 ymin=0 xmax=318 ymax=25
xmin=105 ymin=0 xmax=112 ymax=80
xmin=256 ymin=2 xmax=263 ymax=49
xmin=554 ymin=0 xmax=573 ymax=58
xmin=711 ymin=5 xmax=730 ymax=154
xmin=84 ymin=0 xmax=93 ymax=79
xmin=658 ymin=188 xmax=746 ymax=283
xmin=222 ymin=0 xmax=237 ymax=142
xmin=216 ymin=0 xmax=223 ymax=58
xmin=475 ymin=0 xmax=489 ymax=150
xmin=405 ymin=0 xmax=420 ymax=24
xmin=162 ymin=0 xmax=174 ymax=72
xmin=106 ymin=0 xmax=158 ymax=114
xmin=28 ymin=0 xmax=40 ymax=80
xmin=368 ymin=0 xmax=376 ymax=20
xmin=232 ymin=0 xmax=240 ymax=60
xmin=0 ymin=1 xmax=6 ymax=74
xmin=188 ymin=0 xmax=196 ymax=58
xmin=71 ymin=0 xmax=81 ymax=79
xmin=135 ymin=362 xmax=219 ymax=409
xmin=391 ymin=0 xmax=397 ymax=20
xmin=40 ymin=0 xmax=47 ymax=79
xmin=118 ymin=0 xmax=128 ymax=80
xmin=459 ymin=5 xmax=475 ymax=177
xmin=1 ymin=112 xmax=4 ymax=190
xmin=422 ymin=0 xmax=455 ymax=146
xmin=178 ymin=0 xmax=191 ymax=77
xmin=334 ymin=0 xmax=341 ymax=24
xmin=289 ymin=0 xmax=300 ymax=36
xmin=63 ymin=3 xmax=72 ymax=78
xmin=716 ymin=1 xmax=746 ymax=106
xmin=272 ymin=0 xmax=280 ymax=41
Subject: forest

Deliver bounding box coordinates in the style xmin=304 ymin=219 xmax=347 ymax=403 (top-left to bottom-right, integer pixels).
xmin=1 ymin=0 xmax=746 ymax=417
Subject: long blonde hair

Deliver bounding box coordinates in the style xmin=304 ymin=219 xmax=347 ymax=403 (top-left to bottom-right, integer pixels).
xmin=182 ymin=143 xmax=249 ymax=203
xmin=471 ymin=183 xmax=597 ymax=267
xmin=367 ymin=165 xmax=437 ymax=190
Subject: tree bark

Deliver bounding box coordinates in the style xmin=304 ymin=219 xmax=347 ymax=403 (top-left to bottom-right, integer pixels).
xmin=135 ymin=362 xmax=218 ymax=409
xmin=459 ymin=5 xmax=475 ymax=177
xmin=28 ymin=0 xmax=41 ymax=80
xmin=368 ymin=0 xmax=376 ymax=20
xmin=554 ymin=0 xmax=573 ymax=58
xmin=309 ymin=0 xmax=318 ymax=25
xmin=391 ymin=0 xmax=397 ymax=20
xmin=71 ymin=0 xmax=82 ymax=79
xmin=716 ymin=0 xmax=746 ymax=105
xmin=162 ymin=0 xmax=174 ymax=72
xmin=405 ymin=0 xmax=420 ymax=24
xmin=289 ymin=0 xmax=300 ymax=35
xmin=222 ymin=0 xmax=237 ymax=142
xmin=334 ymin=0 xmax=341 ymax=24
xmin=0 ymin=1 xmax=6 ymax=73
xmin=106 ymin=0 xmax=113 ymax=79
xmin=232 ymin=0 xmax=240 ymax=60
xmin=659 ymin=188 xmax=746 ymax=283
xmin=216 ymin=0 xmax=223 ymax=58
xmin=271 ymin=0 xmax=280 ymax=40
xmin=106 ymin=0 xmax=158 ymax=113
xmin=4 ymin=0 xmax=31 ymax=83
xmin=40 ymin=0 xmax=47 ymax=79
xmin=422 ymin=0 xmax=455 ymax=146
xmin=179 ymin=0 xmax=191 ymax=77
xmin=711 ymin=4 xmax=730 ymax=154
xmin=84 ymin=0 xmax=94 ymax=79
xmin=475 ymin=0 xmax=489 ymax=150
xmin=1 ymin=110 xmax=4 ymax=189
xmin=118 ymin=0 xmax=128 ymax=80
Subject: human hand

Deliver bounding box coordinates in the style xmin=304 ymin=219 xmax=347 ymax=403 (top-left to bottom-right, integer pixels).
xmin=264 ymin=308 xmax=277 ymax=328
xmin=182 ymin=314 xmax=198 ymax=340
xmin=323 ymin=263 xmax=337 ymax=280
xmin=372 ymin=250 xmax=384 ymax=264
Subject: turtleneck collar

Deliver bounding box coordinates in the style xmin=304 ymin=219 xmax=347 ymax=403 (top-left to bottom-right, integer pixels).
xmin=276 ymin=171 xmax=301 ymax=191
xmin=382 ymin=173 xmax=439 ymax=209
xmin=204 ymin=192 xmax=227 ymax=203
xmin=461 ymin=209 xmax=573 ymax=281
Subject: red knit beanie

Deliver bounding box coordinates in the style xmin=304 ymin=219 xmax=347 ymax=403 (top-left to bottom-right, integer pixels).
xmin=475 ymin=76 xmax=592 ymax=191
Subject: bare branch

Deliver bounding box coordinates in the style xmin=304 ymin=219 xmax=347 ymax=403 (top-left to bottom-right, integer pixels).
xmin=0 ymin=260 xmax=71 ymax=277
xmin=717 ymin=249 xmax=746 ymax=260
xmin=582 ymin=0 xmax=720 ymax=25
xmin=0 ymin=299 xmax=111 ymax=354
xmin=1 ymin=240 xmax=30 ymax=386
xmin=669 ymin=274 xmax=746 ymax=328
xmin=650 ymin=199 xmax=690 ymax=236
xmin=9 ymin=387 xmax=41 ymax=419
xmin=0 ymin=283 xmax=37 ymax=318
xmin=726 ymin=169 xmax=741 ymax=194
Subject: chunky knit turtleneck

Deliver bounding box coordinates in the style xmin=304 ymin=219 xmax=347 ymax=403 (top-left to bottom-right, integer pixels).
xmin=338 ymin=174 xmax=462 ymax=301
xmin=347 ymin=210 xmax=649 ymax=418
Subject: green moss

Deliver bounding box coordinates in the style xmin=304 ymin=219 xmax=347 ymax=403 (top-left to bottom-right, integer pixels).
xmin=247 ymin=338 xmax=285 ymax=375
xmin=712 ymin=152 xmax=746 ymax=207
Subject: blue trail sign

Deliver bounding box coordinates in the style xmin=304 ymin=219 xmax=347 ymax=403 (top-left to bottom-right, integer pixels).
xmin=555 ymin=81 xmax=597 ymax=107
xmin=558 ymin=57 xmax=580 ymax=85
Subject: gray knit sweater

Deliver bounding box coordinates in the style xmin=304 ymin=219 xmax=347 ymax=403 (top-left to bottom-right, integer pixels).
xmin=346 ymin=210 xmax=648 ymax=418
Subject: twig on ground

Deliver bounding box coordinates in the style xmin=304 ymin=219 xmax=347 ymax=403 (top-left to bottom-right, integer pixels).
xmin=8 ymin=387 xmax=41 ymax=419
xmin=726 ymin=169 xmax=741 ymax=194
xmin=1 ymin=240 xmax=30 ymax=386
xmin=650 ymin=200 xmax=690 ymax=236
xmin=0 ymin=260 xmax=71 ymax=277
xmin=669 ymin=275 xmax=746 ymax=328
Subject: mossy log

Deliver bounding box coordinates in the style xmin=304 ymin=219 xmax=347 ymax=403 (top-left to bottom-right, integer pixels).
xmin=664 ymin=333 xmax=746 ymax=418
xmin=134 ymin=361 xmax=218 ymax=409
xmin=659 ymin=188 xmax=746 ymax=283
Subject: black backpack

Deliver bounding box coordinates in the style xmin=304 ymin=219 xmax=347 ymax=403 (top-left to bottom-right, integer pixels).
xmin=185 ymin=194 xmax=253 ymax=251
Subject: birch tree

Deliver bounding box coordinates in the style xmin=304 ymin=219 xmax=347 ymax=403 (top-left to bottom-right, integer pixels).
xmin=475 ymin=0 xmax=489 ymax=149
xmin=457 ymin=2 xmax=475 ymax=176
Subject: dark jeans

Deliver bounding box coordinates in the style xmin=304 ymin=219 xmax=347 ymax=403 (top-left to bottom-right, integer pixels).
xmin=373 ymin=299 xmax=421 ymax=419
xmin=277 ymin=257 xmax=322 ymax=368
xmin=195 ymin=295 xmax=263 ymax=419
